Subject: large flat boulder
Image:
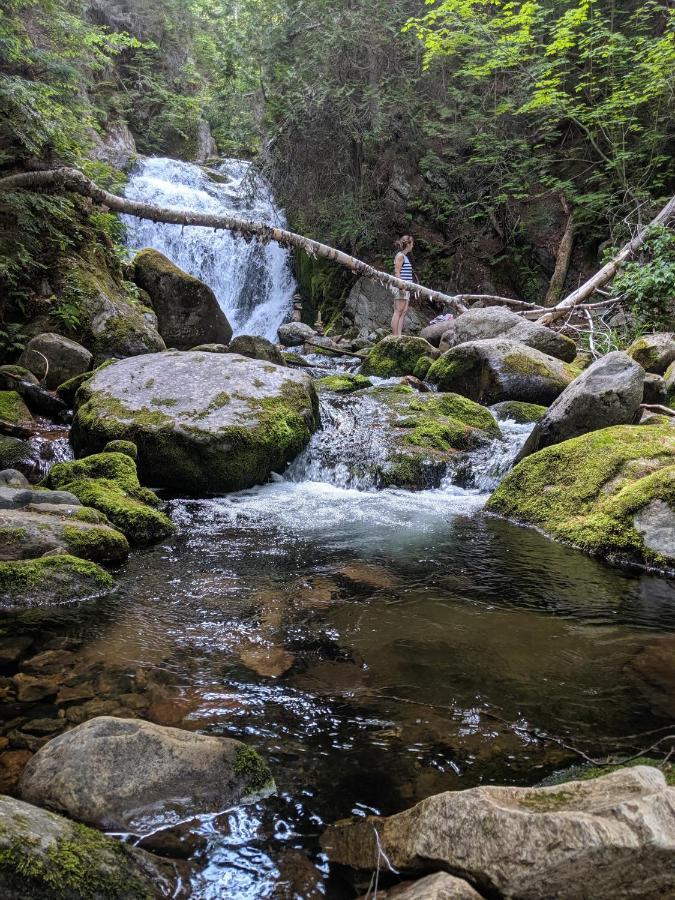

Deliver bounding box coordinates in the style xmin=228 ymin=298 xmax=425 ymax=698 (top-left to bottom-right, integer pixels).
xmin=0 ymin=794 xmax=175 ymax=899
xmin=427 ymin=339 xmax=577 ymax=405
xmin=438 ymin=306 xmax=577 ymax=362
xmin=71 ymin=351 xmax=319 ymax=494
xmin=322 ymin=766 xmax=675 ymax=900
xmin=19 ymin=332 xmax=92 ymax=390
xmin=487 ymin=424 xmax=675 ymax=570
xmin=20 ymin=716 xmax=274 ymax=833
xmin=626 ymin=332 xmax=675 ymax=374
xmin=133 ymin=248 xmax=232 ymax=349
xmin=518 ymin=351 xmax=644 ymax=458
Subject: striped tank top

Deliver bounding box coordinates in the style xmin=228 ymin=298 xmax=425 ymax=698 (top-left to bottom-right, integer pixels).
xmin=400 ymin=253 xmax=413 ymax=281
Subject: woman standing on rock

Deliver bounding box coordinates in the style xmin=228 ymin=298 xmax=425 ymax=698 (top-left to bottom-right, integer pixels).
xmin=392 ymin=235 xmax=415 ymax=337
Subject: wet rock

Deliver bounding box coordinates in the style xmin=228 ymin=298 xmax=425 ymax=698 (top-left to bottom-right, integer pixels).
xmin=71 ymin=351 xmax=320 ymax=493
xmin=228 ymin=334 xmax=285 ymax=365
xmin=274 ymin=849 xmax=324 ymax=899
xmin=0 ymin=364 xmax=39 ymax=390
xmin=322 ymin=767 xmax=675 ymax=900
xmin=0 ymin=485 xmax=81 ymax=511
xmin=20 ymin=716 xmax=275 ymax=832
xmin=19 ymin=332 xmax=92 ymax=390
xmin=44 ymin=451 xmax=173 ymax=546
xmin=359 ymin=873 xmax=483 ymax=900
xmin=0 ymin=555 xmax=113 ymax=610
xmin=239 ymin=643 xmax=296 ymax=678
xmin=643 ymin=372 xmax=668 ymax=405
xmin=438 ymin=306 xmax=577 ymax=362
xmin=628 ymin=635 xmax=675 ymax=719
xmin=133 ymin=248 xmax=233 ymax=349
xmin=0 ymin=438 xmax=42 ymax=481
xmin=0 ymin=391 xmax=34 ymax=437
xmin=314 ymin=374 xmax=372 ymax=394
xmin=626 ymin=332 xmax=675 ymax=374
xmin=0 ymin=749 xmax=33 ymax=792
xmin=337 ymin=563 xmax=400 ymax=591
xmin=22 ymin=649 xmax=77 ymax=675
xmin=277 ymin=322 xmax=317 ymax=346
xmin=0 ymin=507 xmax=129 ymax=563
xmin=490 ymin=401 xmax=547 ymax=424
xmin=487 ymin=424 xmax=675 ymax=571
xmin=137 ymin=821 xmax=208 ymax=860
xmin=0 ymin=635 xmax=33 ymax=666
xmin=12 ymin=672 xmax=61 ymax=702
xmin=360 ymin=335 xmax=439 ymax=379
xmin=427 ymin=338 xmax=577 ymax=405
xmin=0 ymin=794 xmax=177 ymax=899
xmin=517 ymin=351 xmax=644 ymax=459
xmin=344 ymin=277 xmax=430 ymax=337
xmin=56 ymin=683 xmax=97 ymax=705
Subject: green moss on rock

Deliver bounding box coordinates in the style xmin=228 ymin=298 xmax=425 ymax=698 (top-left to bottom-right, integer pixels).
xmin=491 ymin=401 xmax=548 ymax=424
xmin=0 ymin=555 xmax=113 ymax=608
xmin=487 ymin=425 xmax=675 ymax=567
xmin=0 ymin=391 xmax=33 ymax=429
xmin=233 ymin=745 xmax=275 ymax=795
xmin=314 ymin=374 xmax=373 ymax=394
xmin=102 ymin=440 xmax=137 ymax=460
xmin=540 ymin=757 xmax=674 ymax=788
xmin=361 ymin=336 xmax=439 ymax=378
xmin=62 ymin=524 xmax=129 ymax=562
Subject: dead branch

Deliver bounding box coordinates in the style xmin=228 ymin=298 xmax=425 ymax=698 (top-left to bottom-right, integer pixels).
xmin=544 ymin=196 xmax=575 ymax=307
xmin=640 ymin=404 xmax=675 ymax=418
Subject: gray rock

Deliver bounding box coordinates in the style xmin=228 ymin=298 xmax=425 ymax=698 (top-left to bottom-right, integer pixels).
xmin=321 ymin=766 xmax=675 ymax=900
xmin=634 ymin=500 xmax=675 ymax=559
xmin=0 ymin=794 xmax=176 ymax=899
xmin=420 ymin=318 xmax=457 ymax=347
xmin=0 ymin=365 xmax=39 ymax=390
xmin=438 ymin=306 xmax=577 ymax=362
xmin=344 ymin=277 xmax=430 ymax=337
xmin=88 ymin=120 xmax=137 ymax=170
xmin=360 ymin=873 xmax=483 ymax=900
xmin=133 ymin=249 xmax=232 ymax=349
xmin=627 ymin=332 xmax=675 ymax=374
xmin=193 ymin=119 xmax=218 ymax=163
xmin=229 ymin=334 xmax=285 ymax=365
xmin=71 ymin=351 xmax=319 ymax=493
xmin=643 ymin=372 xmax=668 ymax=405
xmin=190 ymin=343 xmax=229 ymax=353
xmin=0 ymin=487 xmax=82 ymax=510
xmin=0 ymin=507 xmax=128 ymax=563
xmin=519 ymin=352 xmax=644 ymax=458
xmin=277 ymin=321 xmax=317 ymax=347
xmin=665 ymin=361 xmax=675 ymax=395
xmin=20 ymin=716 xmax=274 ymax=833
xmin=19 ymin=332 xmax=92 ymax=390
xmin=427 ymin=339 xmax=575 ymax=405
xmin=0 ymin=468 xmax=30 ymax=488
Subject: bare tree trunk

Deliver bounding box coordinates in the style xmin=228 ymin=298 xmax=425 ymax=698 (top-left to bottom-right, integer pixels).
xmin=538 ymin=193 xmax=675 ymax=324
xmin=543 ymin=197 xmax=575 ymax=307
xmin=0 ymin=168 xmax=477 ymax=313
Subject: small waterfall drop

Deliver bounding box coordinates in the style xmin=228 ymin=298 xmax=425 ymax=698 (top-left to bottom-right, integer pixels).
xmin=122 ymin=157 xmax=295 ymax=340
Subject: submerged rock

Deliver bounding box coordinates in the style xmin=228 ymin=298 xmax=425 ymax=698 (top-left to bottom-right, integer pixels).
xmin=321 ymin=766 xmax=675 ymax=900
xmin=518 ymin=351 xmax=644 ymax=458
xmin=427 ymin=339 xmax=577 ymax=405
xmin=487 ymin=424 xmax=675 ymax=570
xmin=626 ymin=332 xmax=675 ymax=374
xmin=133 ymin=248 xmax=233 ymax=349
xmin=20 ymin=716 xmax=274 ymax=833
xmin=0 ymin=555 xmax=113 ymax=610
xmin=228 ymin=334 xmax=285 ymax=365
xmin=19 ymin=332 xmax=92 ymax=390
xmin=438 ymin=305 xmax=577 ymax=362
xmin=71 ymin=351 xmax=319 ymax=494
xmin=0 ymin=794 xmax=175 ymax=899
xmin=44 ymin=451 xmax=173 ymax=546
xmin=360 ymin=335 xmax=439 ymax=379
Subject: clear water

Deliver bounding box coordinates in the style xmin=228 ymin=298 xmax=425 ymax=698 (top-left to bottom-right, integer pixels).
xmin=3 ymin=394 xmax=674 ymax=898
xmin=122 ymin=157 xmax=295 ymax=340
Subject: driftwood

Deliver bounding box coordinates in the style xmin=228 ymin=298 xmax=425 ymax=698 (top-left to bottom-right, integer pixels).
xmin=1 ymin=168 xmax=673 ymax=325
xmin=640 ymin=404 xmax=675 ymax=418
xmin=544 ymin=196 xmax=575 ymax=307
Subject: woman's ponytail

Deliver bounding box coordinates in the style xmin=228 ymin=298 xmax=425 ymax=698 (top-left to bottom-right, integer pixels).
xmin=396 ymin=235 xmax=414 ymax=252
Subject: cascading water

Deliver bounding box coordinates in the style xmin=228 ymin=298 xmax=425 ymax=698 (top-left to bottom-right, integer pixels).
xmin=122 ymin=157 xmax=295 ymax=340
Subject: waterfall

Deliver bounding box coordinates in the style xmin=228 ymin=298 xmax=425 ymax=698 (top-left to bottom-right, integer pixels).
xmin=122 ymin=157 xmax=295 ymax=341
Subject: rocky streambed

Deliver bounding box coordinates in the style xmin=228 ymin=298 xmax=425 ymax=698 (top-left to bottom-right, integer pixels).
xmin=0 ymin=296 xmax=674 ymax=897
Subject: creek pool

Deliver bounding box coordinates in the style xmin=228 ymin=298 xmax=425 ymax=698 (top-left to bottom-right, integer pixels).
xmin=4 ymin=474 xmax=674 ymax=898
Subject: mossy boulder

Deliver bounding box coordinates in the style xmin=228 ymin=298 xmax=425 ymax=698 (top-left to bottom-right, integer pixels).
xmin=228 ymin=335 xmax=284 ymax=366
xmin=427 ymin=339 xmax=576 ymax=405
xmin=0 ymin=365 xmax=39 ymax=390
xmin=360 ymin=335 xmax=439 ymax=378
xmin=44 ymin=452 xmax=172 ymax=546
xmin=438 ymin=305 xmax=577 ymax=362
xmin=20 ymin=716 xmax=274 ymax=833
xmin=0 ymin=556 xmax=113 ymax=610
xmin=0 ymin=436 xmax=39 ymax=479
xmin=19 ymin=333 xmax=92 ymax=390
xmin=0 ymin=507 xmax=129 ymax=563
xmin=71 ymin=352 xmax=320 ymax=494
xmin=487 ymin=424 xmax=675 ymax=570
xmin=664 ymin=361 xmax=675 ymax=406
xmin=626 ymin=333 xmax=675 ymax=375
xmin=103 ymin=440 xmax=137 ymax=460
xmin=490 ymin=401 xmax=548 ymax=424
xmin=314 ymin=374 xmax=373 ymax=394
xmin=56 ymin=360 xmax=115 ymax=408
xmin=0 ymin=392 xmax=34 ymax=436
xmin=0 ymin=794 xmax=172 ymax=899
xmin=132 ymin=248 xmax=233 ymax=350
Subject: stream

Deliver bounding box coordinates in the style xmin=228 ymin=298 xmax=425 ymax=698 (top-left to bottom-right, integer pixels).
xmin=2 ymin=159 xmax=674 ymax=898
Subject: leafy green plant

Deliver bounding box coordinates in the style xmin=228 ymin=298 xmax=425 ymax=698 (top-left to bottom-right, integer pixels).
xmin=613 ymin=226 xmax=675 ymax=332
xmin=0 ymin=322 xmax=27 ymax=363
xmin=50 ymin=298 xmax=82 ymax=334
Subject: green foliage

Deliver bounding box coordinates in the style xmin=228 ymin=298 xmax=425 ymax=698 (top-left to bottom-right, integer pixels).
xmin=612 ymin=227 xmax=675 ymax=332
xmin=0 ymin=322 xmax=27 ymax=362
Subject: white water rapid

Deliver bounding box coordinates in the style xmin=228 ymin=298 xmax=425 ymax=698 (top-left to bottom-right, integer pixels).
xmin=122 ymin=157 xmax=295 ymax=340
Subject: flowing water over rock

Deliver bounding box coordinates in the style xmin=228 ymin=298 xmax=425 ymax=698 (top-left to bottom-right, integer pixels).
xmin=123 ymin=157 xmax=295 ymax=340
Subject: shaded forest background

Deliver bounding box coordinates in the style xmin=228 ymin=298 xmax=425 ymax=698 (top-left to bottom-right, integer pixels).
xmin=1 ymin=0 xmax=674 ymax=350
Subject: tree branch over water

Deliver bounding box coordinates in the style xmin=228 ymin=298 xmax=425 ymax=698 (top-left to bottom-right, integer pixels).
xmin=1 ymin=168 xmax=673 ymax=325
